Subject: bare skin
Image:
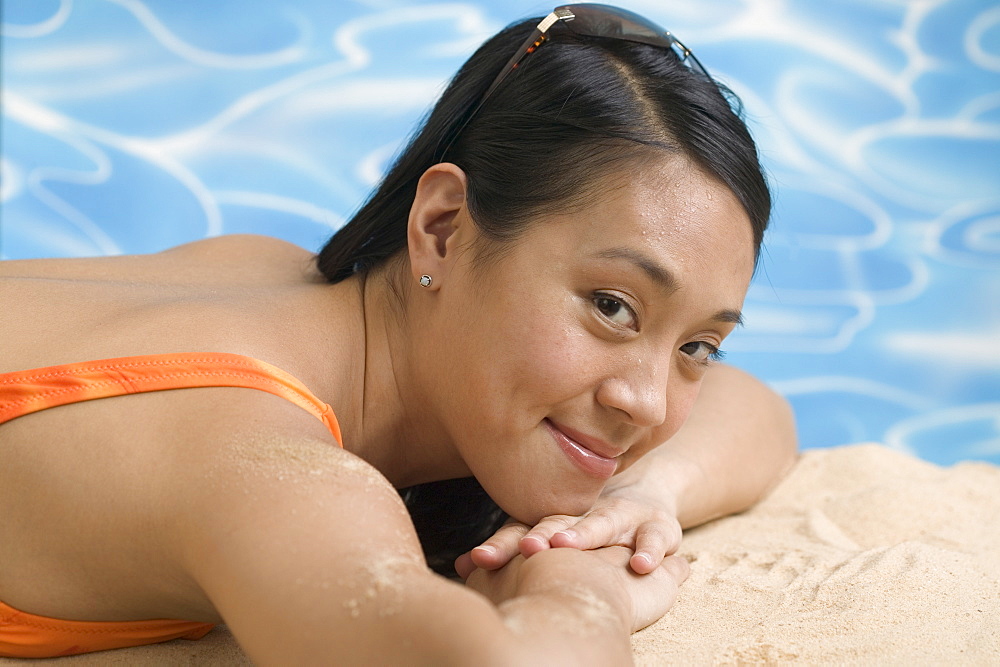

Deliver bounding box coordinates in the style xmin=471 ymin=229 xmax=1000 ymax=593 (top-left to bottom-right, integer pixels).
xmin=0 ymin=157 xmax=795 ymax=663
xmin=461 ymin=363 xmax=797 ymax=577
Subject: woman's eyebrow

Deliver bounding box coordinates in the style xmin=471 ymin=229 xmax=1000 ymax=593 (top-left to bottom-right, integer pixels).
xmin=594 ymin=247 xmax=678 ymax=293
xmin=714 ymin=309 xmax=745 ymax=326
xmin=594 ymin=247 xmax=744 ymax=326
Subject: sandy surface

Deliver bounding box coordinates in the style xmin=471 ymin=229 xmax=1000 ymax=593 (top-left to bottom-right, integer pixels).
xmin=632 ymin=444 xmax=1000 ymax=664
xmin=5 ymin=444 xmax=998 ymax=664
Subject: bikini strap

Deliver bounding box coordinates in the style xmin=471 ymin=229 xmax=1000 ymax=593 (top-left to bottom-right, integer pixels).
xmin=0 ymin=353 xmax=343 ymax=446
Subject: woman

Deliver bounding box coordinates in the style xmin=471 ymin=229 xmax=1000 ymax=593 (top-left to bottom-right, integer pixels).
xmin=0 ymin=4 xmax=796 ymax=663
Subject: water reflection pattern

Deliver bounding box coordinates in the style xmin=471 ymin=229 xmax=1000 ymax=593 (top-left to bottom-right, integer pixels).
xmin=3 ymin=0 xmax=998 ymax=464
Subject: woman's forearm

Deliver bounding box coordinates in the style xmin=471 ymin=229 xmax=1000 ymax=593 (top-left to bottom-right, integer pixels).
xmin=620 ymin=364 xmax=798 ymax=529
xmin=376 ymin=548 xmax=645 ymax=666
xmin=384 ymin=574 xmax=634 ymax=667
xmin=467 ymin=546 xmax=682 ymax=665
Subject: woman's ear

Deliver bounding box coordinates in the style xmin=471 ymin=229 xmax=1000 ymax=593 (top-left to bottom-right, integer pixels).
xmin=406 ymin=163 xmax=470 ymax=288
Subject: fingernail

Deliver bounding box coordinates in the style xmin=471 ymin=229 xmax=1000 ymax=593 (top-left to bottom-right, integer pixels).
xmin=557 ymin=529 xmax=576 ymax=540
xmin=473 ymin=545 xmax=497 ymax=556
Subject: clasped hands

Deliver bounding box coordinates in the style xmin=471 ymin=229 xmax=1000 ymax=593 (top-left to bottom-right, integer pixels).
xmin=455 ymin=477 xmax=684 ymax=580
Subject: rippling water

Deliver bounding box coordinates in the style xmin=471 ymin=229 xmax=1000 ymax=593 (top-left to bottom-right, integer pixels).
xmin=3 ymin=0 xmax=998 ymax=464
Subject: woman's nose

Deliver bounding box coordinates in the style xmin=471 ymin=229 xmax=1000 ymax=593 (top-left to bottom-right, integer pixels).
xmin=595 ymin=357 xmax=673 ymax=429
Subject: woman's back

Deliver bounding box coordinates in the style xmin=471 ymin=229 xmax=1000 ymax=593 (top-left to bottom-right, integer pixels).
xmin=0 ymin=235 xmax=354 ymax=625
xmin=0 ymin=235 xmax=327 ymax=374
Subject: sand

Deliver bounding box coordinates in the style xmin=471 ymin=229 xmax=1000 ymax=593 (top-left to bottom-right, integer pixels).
xmin=630 ymin=444 xmax=1000 ymax=664
xmin=4 ymin=444 xmax=998 ymax=664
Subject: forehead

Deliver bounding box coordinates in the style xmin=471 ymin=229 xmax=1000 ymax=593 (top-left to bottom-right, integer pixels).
xmin=545 ymin=157 xmax=756 ymax=282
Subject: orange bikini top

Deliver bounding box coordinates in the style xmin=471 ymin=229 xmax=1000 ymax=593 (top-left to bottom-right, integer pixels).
xmin=0 ymin=352 xmax=342 ymax=443
xmin=0 ymin=352 xmax=343 ymax=658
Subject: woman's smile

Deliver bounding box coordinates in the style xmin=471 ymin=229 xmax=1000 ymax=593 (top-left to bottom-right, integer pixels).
xmin=544 ymin=418 xmax=620 ymax=479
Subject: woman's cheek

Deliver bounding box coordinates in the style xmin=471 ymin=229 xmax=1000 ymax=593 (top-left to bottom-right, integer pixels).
xmin=656 ymin=382 xmax=702 ymax=444
xmin=516 ymin=317 xmax=595 ymax=399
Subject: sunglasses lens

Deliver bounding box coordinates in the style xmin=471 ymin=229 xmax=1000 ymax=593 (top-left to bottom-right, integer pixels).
xmin=560 ymin=5 xmax=669 ymax=46
xmin=556 ymin=4 xmax=706 ymax=74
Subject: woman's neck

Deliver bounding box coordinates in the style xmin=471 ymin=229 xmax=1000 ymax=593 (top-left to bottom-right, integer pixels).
xmin=335 ymin=269 xmax=470 ymax=489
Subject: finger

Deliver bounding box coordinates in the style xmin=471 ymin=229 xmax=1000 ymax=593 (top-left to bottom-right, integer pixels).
xmin=660 ymin=554 xmax=691 ymax=585
xmin=518 ymin=516 xmax=578 ymax=557
xmin=630 ymin=555 xmax=690 ymax=632
xmin=629 ymin=521 xmax=683 ymax=574
xmin=549 ymin=510 xmax=625 ymax=550
xmin=471 ymin=521 xmax=531 ymax=570
xmin=590 ymin=544 xmax=635 ymax=567
xmin=454 ymin=551 xmax=477 ymax=580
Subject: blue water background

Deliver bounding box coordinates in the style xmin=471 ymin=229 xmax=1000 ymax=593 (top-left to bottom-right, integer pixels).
xmin=2 ymin=0 xmax=998 ymax=465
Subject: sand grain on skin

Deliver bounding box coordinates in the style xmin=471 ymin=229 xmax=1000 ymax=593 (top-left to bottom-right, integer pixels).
xmin=499 ymin=583 xmax=618 ymax=638
xmin=340 ymin=555 xmax=424 ymax=620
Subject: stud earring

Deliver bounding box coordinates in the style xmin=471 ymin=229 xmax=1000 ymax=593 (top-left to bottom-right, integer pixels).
xmin=419 ymin=274 xmax=433 ymax=288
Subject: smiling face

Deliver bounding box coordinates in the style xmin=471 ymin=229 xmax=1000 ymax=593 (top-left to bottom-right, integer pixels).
xmin=413 ymin=157 xmax=756 ymax=524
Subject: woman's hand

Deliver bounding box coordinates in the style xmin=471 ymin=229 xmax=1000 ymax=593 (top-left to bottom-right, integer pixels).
xmin=463 ymin=545 xmax=690 ymax=634
xmin=455 ymin=479 xmax=682 ymax=579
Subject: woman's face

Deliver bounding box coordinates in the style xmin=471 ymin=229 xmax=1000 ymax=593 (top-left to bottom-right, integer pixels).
xmin=426 ymin=158 xmax=756 ymax=524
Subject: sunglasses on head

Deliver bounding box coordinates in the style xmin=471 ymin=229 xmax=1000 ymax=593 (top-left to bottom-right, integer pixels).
xmin=441 ymin=4 xmax=708 ymax=157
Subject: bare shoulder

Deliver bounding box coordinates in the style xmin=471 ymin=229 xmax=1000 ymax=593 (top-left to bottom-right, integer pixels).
xmin=169 ymin=387 xmax=417 ymax=555
xmin=163 ymin=388 xmax=429 ymax=609
xmin=0 ymin=234 xmax=316 ymax=283
xmin=156 ymin=391 xmax=475 ymax=662
xmin=161 ymin=234 xmax=315 ymax=270
xmin=161 ymin=234 xmax=325 ymax=286
xmin=161 ymin=233 xmax=306 ymax=256
xmin=166 ymin=391 xmax=563 ymax=664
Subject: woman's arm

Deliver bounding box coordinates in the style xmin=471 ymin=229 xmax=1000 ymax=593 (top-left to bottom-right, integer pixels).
xmin=168 ymin=398 xmax=687 ymax=665
xmin=462 ymin=364 xmax=797 ymax=576
xmin=617 ymin=362 xmax=798 ymax=528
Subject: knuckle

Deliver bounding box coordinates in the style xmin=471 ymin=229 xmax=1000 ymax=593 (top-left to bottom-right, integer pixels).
xmin=493 ymin=525 xmax=530 ymax=544
xmin=543 ymin=514 xmax=580 ymax=529
xmin=525 ymin=518 xmax=572 ymax=540
xmin=639 ymin=522 xmax=673 ymax=548
xmin=584 ymin=512 xmax=618 ymax=535
xmin=650 ymin=507 xmax=672 ymax=523
xmin=503 ymin=518 xmax=530 ymax=530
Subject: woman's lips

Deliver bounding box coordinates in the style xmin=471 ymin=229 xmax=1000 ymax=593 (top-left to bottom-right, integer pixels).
xmin=544 ymin=419 xmax=618 ymax=479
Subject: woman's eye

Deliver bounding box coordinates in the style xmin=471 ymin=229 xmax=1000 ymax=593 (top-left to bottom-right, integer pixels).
xmin=680 ymin=340 xmax=725 ymax=364
xmin=594 ymin=295 xmax=637 ymax=330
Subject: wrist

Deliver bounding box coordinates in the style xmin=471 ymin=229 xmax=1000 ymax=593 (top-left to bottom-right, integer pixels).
xmin=611 ymin=453 xmax=689 ymax=518
xmin=513 ymin=548 xmax=633 ymax=631
xmin=498 ymin=584 xmax=628 ymax=636
xmin=654 ymin=451 xmax=707 ymax=524
xmin=492 ymin=550 xmax=633 ymax=664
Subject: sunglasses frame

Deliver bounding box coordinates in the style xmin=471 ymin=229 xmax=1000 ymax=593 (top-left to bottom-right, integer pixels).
xmin=439 ymin=4 xmax=708 ymax=158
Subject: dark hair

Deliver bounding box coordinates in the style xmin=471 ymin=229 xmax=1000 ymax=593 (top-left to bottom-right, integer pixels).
xmin=317 ymin=13 xmax=771 ymax=576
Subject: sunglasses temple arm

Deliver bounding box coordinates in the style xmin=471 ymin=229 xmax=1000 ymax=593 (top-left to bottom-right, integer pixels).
xmin=438 ymin=14 xmax=556 ymax=160
xmin=479 ymin=28 xmax=544 ymax=104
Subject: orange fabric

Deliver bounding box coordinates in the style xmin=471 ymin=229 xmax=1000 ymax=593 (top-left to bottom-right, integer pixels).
xmin=0 ymin=601 xmax=214 ymax=659
xmin=0 ymin=352 xmax=344 ymax=658
xmin=0 ymin=352 xmax=342 ymax=445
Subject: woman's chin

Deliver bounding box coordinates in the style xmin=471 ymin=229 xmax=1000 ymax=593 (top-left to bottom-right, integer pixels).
xmin=503 ymin=491 xmax=600 ymax=526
